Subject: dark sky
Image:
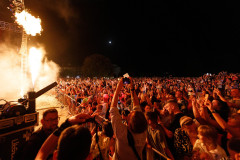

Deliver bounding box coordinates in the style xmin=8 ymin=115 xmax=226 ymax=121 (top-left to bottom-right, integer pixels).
xmin=1 ymin=0 xmax=240 ymax=77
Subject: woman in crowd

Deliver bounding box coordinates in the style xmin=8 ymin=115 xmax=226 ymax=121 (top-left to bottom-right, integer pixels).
xmin=193 ymin=125 xmax=228 ymax=160
xmin=174 ymin=116 xmax=199 ymax=160
xmin=90 ymin=122 xmax=114 ymax=160
xmin=206 ymin=99 xmax=240 ymax=159
xmin=109 ymin=77 xmax=148 ymax=160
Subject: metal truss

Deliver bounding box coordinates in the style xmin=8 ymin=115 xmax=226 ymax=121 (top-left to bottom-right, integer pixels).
xmin=0 ymin=20 xmax=22 ymax=33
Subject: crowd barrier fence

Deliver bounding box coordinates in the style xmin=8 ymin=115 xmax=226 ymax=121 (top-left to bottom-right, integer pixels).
xmin=55 ymin=89 xmax=93 ymax=129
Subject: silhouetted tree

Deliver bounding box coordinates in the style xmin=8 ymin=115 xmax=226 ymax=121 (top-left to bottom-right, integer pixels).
xmin=81 ymin=54 xmax=113 ymax=77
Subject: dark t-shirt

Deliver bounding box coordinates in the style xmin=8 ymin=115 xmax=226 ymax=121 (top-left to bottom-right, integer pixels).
xmin=168 ymin=112 xmax=185 ymax=133
xmin=18 ymin=128 xmax=51 ymax=160
xmin=167 ymin=112 xmax=185 ymax=158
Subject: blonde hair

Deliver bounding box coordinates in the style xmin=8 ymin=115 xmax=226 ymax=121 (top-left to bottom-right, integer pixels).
xmin=198 ymin=125 xmax=218 ymax=142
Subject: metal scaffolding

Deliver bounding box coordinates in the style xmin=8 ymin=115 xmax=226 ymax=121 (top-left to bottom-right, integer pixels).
xmin=0 ymin=21 xmax=22 ymax=33
xmin=1 ymin=0 xmax=28 ymax=96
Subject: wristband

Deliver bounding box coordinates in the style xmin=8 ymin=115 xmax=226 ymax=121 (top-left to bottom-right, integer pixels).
xmin=53 ymin=119 xmax=72 ymax=137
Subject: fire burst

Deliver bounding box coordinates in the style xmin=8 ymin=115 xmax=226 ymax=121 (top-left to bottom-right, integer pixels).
xmin=15 ymin=9 xmax=43 ymax=96
xmin=28 ymin=47 xmax=43 ymax=89
xmin=15 ymin=10 xmax=42 ymax=36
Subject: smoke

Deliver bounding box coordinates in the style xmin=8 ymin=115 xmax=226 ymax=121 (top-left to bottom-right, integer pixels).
xmin=0 ymin=43 xmax=60 ymax=101
xmin=51 ymin=0 xmax=79 ymax=24
xmin=33 ymin=45 xmax=60 ymax=91
xmin=37 ymin=0 xmax=79 ymax=25
xmin=0 ymin=43 xmax=22 ymax=101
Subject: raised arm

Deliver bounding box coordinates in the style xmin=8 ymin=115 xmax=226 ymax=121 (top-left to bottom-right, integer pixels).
xmin=200 ymin=101 xmax=221 ymax=129
xmin=110 ymin=78 xmax=123 ymax=109
xmin=214 ymin=88 xmax=237 ymax=108
xmin=192 ymin=97 xmax=201 ymax=118
xmin=206 ymin=101 xmax=240 ymax=137
xmin=192 ymin=97 xmax=207 ymax=125
xmin=129 ymin=77 xmax=140 ymax=108
xmin=215 ymin=88 xmax=228 ymax=103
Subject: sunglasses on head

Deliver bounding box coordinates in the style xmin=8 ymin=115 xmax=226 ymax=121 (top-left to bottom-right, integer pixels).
xmin=184 ymin=120 xmax=193 ymax=126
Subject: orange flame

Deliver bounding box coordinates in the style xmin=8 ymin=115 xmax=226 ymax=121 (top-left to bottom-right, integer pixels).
xmin=15 ymin=10 xmax=42 ymax=36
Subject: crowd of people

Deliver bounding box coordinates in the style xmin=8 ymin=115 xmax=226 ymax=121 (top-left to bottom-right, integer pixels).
xmin=19 ymin=71 xmax=240 ymax=160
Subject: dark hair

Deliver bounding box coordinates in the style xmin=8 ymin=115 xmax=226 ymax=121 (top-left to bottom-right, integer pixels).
xmin=145 ymin=111 xmax=158 ymax=123
xmin=228 ymin=138 xmax=240 ymax=152
xmin=57 ymin=125 xmax=92 ymax=160
xmin=43 ymin=108 xmax=58 ymax=119
xmin=128 ymin=111 xmax=148 ymax=134
xmin=122 ymin=110 xmax=130 ymax=117
xmin=102 ymin=122 xmax=113 ymax=138
xmin=198 ymin=125 xmax=218 ymax=142
xmin=92 ymin=101 xmax=98 ymax=106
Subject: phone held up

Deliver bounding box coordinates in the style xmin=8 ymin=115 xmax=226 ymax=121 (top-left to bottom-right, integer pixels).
xmin=123 ymin=77 xmax=130 ymax=84
xmin=122 ymin=73 xmax=130 ymax=84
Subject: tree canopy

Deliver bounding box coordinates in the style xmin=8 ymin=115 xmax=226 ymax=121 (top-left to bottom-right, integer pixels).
xmin=81 ymin=54 xmax=113 ymax=77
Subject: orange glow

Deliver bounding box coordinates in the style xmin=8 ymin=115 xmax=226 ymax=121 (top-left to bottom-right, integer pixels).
xmin=29 ymin=47 xmax=43 ymax=88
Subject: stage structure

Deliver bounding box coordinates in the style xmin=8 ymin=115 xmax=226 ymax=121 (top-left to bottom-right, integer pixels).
xmin=0 ymin=0 xmax=27 ymax=97
xmin=13 ymin=0 xmax=28 ymax=97
xmin=0 ymin=1 xmax=47 ymax=160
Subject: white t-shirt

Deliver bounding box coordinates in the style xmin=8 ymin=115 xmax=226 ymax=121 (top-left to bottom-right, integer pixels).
xmin=110 ymin=105 xmax=147 ymax=160
xmin=193 ymin=139 xmax=227 ymax=160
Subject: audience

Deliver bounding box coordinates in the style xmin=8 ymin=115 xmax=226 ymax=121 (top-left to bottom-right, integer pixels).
xmin=19 ymin=71 xmax=240 ymax=160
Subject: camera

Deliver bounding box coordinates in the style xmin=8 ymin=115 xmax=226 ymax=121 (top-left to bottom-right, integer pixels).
xmin=123 ymin=77 xmax=130 ymax=84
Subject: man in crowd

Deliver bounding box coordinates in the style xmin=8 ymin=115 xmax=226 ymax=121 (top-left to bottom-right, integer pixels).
xmin=19 ymin=108 xmax=59 ymax=160
xmin=175 ymin=90 xmax=188 ymax=115
xmin=161 ymin=101 xmax=185 ymax=158
xmin=35 ymin=113 xmax=92 ymax=160
xmin=101 ymin=93 xmax=109 ymax=118
xmin=146 ymin=111 xmax=174 ymax=160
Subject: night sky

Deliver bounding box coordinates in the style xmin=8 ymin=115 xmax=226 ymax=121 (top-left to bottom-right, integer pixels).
xmin=1 ymin=0 xmax=240 ymax=77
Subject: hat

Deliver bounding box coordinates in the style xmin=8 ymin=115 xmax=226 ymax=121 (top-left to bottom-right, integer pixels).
xmin=179 ymin=116 xmax=193 ymax=127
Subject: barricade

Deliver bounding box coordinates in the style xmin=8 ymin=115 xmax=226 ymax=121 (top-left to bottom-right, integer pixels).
xmin=55 ymin=90 xmax=80 ymax=115
xmin=54 ymin=89 xmax=93 ymax=129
